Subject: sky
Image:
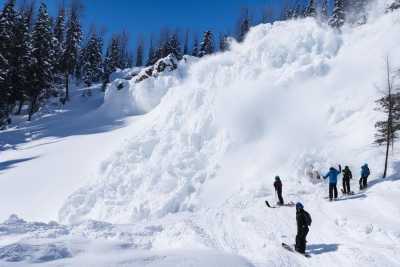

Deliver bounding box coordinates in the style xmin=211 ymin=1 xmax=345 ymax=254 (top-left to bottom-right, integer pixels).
xmin=1 ymin=0 xmax=307 ymax=50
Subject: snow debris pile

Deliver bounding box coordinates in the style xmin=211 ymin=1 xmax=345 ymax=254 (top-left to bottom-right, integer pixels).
xmin=61 ymin=3 xmax=400 ymax=226
xmin=0 ymin=215 xmax=254 ymax=266
xmin=100 ymin=55 xmax=196 ymax=117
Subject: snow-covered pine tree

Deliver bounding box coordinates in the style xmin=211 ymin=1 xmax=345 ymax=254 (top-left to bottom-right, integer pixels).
xmin=238 ymin=8 xmax=250 ymax=42
xmin=387 ymin=0 xmax=400 ymax=11
xmin=118 ymin=31 xmax=130 ymax=68
xmin=192 ymin=36 xmax=199 ymax=57
xmin=29 ymin=2 xmax=54 ymax=121
xmin=135 ymin=39 xmax=144 ymax=67
xmin=329 ymin=0 xmax=345 ymax=28
xmin=219 ymin=33 xmax=228 ymax=52
xmin=101 ymin=36 xmax=121 ymax=90
xmin=183 ymin=30 xmax=189 ymax=55
xmin=375 ymin=58 xmax=400 ymax=178
xmin=199 ymin=31 xmax=214 ymax=57
xmin=305 ymin=0 xmax=317 ymax=17
xmin=12 ymin=8 xmax=32 ymax=115
xmin=62 ymin=1 xmax=82 ymax=102
xmin=0 ymin=0 xmax=17 ymax=122
xmin=110 ymin=36 xmax=122 ymax=69
xmin=81 ymin=31 xmax=103 ymax=90
xmin=320 ymin=0 xmax=329 ymax=21
xmin=53 ymin=5 xmax=66 ymax=87
xmin=166 ymin=33 xmax=182 ymax=60
xmin=146 ymin=37 xmax=154 ymax=66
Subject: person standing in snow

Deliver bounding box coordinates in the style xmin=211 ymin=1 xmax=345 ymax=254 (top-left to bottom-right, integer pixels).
xmin=342 ymin=166 xmax=353 ymax=194
xmin=359 ymin=164 xmax=370 ymax=190
xmin=323 ymin=165 xmax=342 ymax=201
xmin=295 ymin=202 xmax=312 ymax=254
xmin=274 ymin=176 xmax=284 ymax=205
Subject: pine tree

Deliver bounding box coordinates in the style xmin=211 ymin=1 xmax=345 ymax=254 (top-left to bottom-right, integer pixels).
xmin=29 ymin=2 xmax=54 ymax=120
xmin=166 ymin=33 xmax=182 ymax=60
xmin=0 ymin=0 xmax=17 ymax=121
xmin=118 ymin=31 xmax=130 ymax=68
xmin=375 ymin=58 xmax=400 ymax=178
xmin=192 ymin=36 xmax=199 ymax=57
xmin=219 ymin=33 xmax=228 ymax=52
xmin=53 ymin=5 xmax=66 ymax=82
xmin=238 ymin=8 xmax=250 ymax=42
xmin=110 ymin=36 xmax=122 ymax=69
xmin=62 ymin=1 xmax=82 ymax=102
xmin=135 ymin=39 xmax=144 ymax=66
xmin=320 ymin=0 xmax=329 ymax=21
xmin=146 ymin=37 xmax=154 ymax=66
xmin=81 ymin=31 xmax=103 ymax=89
xmin=199 ymin=31 xmax=214 ymax=57
xmin=388 ymin=0 xmax=400 ymax=11
xmin=329 ymin=0 xmax=345 ymax=28
xmin=183 ymin=30 xmax=189 ymax=55
xmin=305 ymin=0 xmax=317 ymax=17
xmin=102 ymin=36 xmax=121 ymax=90
xmin=12 ymin=8 xmax=32 ymax=115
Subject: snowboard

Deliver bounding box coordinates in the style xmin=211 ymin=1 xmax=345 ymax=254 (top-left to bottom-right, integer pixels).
xmin=341 ymin=189 xmax=355 ymax=195
xmin=282 ymin=243 xmax=311 ymax=258
xmin=265 ymin=201 xmax=295 ymax=208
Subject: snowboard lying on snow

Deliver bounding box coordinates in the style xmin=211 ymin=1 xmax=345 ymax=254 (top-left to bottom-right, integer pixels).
xmin=282 ymin=243 xmax=311 ymax=258
xmin=265 ymin=200 xmax=295 ymax=208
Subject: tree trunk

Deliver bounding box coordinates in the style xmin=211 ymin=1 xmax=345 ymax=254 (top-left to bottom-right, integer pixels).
xmin=65 ymin=74 xmax=70 ymax=102
xmin=16 ymin=100 xmax=24 ymax=115
xmin=383 ymin=57 xmax=393 ymax=179
xmin=28 ymin=98 xmax=35 ymax=122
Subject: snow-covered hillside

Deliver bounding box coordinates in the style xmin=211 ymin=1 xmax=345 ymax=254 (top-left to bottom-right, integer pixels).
xmin=0 ymin=1 xmax=400 ymax=266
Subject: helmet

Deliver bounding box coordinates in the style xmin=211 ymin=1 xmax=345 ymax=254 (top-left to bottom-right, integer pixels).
xmin=296 ymin=202 xmax=304 ymax=209
xmin=275 ymin=176 xmax=280 ymax=180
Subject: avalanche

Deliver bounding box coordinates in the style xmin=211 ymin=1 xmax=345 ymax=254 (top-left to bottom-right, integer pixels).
xmin=0 ymin=0 xmax=400 ymax=266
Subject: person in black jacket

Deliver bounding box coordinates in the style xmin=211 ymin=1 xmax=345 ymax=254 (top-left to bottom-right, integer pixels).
xmin=295 ymin=202 xmax=312 ymax=254
xmin=342 ymin=166 xmax=352 ymax=194
xmin=274 ymin=176 xmax=284 ymax=205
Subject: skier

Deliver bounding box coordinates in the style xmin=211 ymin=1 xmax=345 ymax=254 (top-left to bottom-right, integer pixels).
xmin=274 ymin=176 xmax=284 ymax=205
xmin=359 ymin=164 xmax=370 ymax=190
xmin=295 ymin=202 xmax=312 ymax=254
xmin=342 ymin=166 xmax=353 ymax=194
xmin=323 ymin=165 xmax=342 ymax=201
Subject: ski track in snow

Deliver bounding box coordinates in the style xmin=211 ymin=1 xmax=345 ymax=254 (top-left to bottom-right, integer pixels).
xmin=1 ymin=1 xmax=400 ymax=266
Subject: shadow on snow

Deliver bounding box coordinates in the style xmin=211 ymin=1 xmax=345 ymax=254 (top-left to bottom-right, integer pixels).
xmin=307 ymin=243 xmax=339 ymax=255
xmin=0 ymin=157 xmax=39 ymax=174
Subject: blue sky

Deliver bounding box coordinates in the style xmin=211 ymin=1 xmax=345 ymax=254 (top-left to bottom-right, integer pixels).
xmin=2 ymin=0 xmax=308 ymax=50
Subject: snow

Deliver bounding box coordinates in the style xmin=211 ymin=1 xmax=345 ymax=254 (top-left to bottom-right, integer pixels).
xmin=1 ymin=1 xmax=400 ymax=266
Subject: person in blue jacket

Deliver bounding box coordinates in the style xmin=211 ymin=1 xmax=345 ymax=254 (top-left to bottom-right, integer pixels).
xmin=359 ymin=164 xmax=370 ymax=190
xmin=323 ymin=165 xmax=342 ymax=201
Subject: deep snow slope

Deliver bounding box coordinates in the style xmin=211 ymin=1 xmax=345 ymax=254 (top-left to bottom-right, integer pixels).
xmin=0 ymin=84 xmax=142 ymax=221
xmin=61 ymin=3 xmax=400 ymax=224
xmin=1 ymin=1 xmax=400 ymax=266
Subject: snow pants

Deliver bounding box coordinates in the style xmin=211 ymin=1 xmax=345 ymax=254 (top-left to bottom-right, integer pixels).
xmin=342 ymin=178 xmax=351 ymax=194
xmin=329 ymin=183 xmax=338 ymax=200
xmin=295 ymin=226 xmax=309 ymax=253
xmin=276 ymin=189 xmax=284 ymax=205
xmin=359 ymin=176 xmax=368 ymax=190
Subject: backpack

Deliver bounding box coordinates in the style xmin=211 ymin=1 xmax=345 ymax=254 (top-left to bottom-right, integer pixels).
xmin=304 ymin=211 xmax=312 ymax=226
xmin=365 ymin=167 xmax=370 ymax=177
